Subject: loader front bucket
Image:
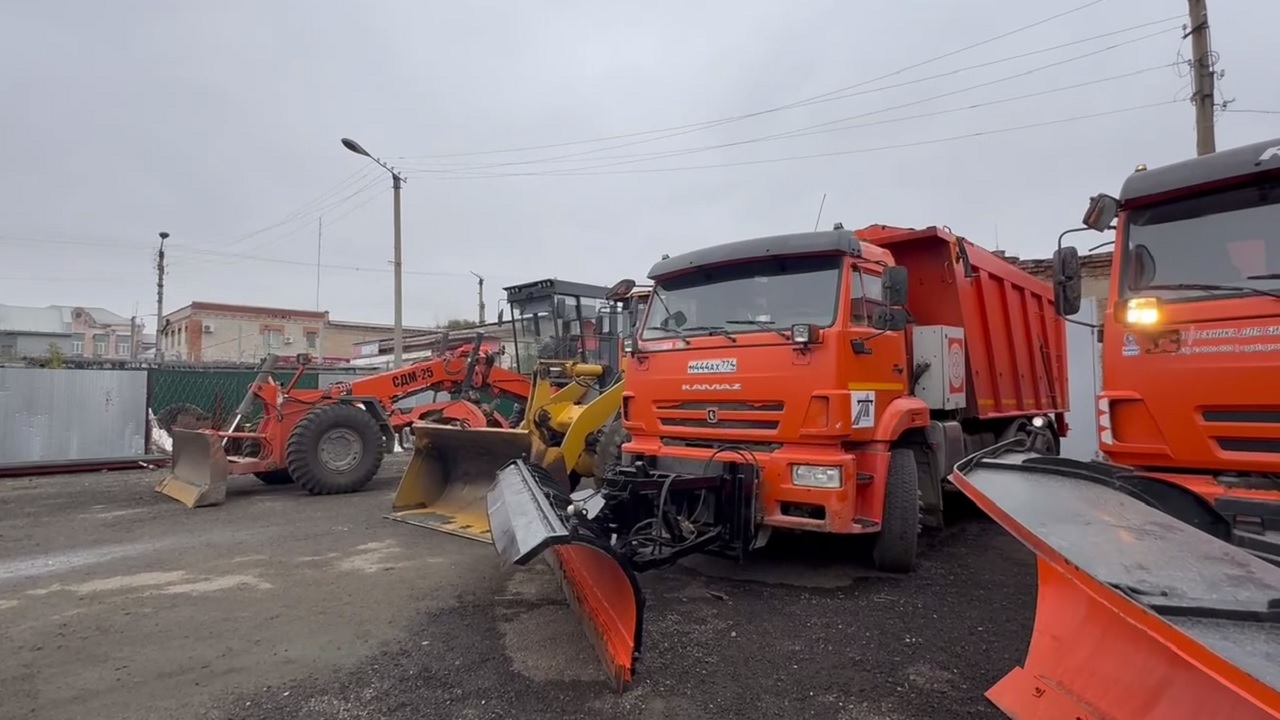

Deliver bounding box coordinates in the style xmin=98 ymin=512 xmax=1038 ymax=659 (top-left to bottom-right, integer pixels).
xmin=154 ymin=428 xmax=229 ymax=508
xmin=386 ymin=423 xmax=533 ymax=542
xmin=487 ymin=459 xmax=644 ymax=692
xmin=951 ymin=451 xmax=1280 ymax=720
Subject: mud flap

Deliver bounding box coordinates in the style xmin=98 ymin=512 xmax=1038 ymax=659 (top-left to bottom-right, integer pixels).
xmin=154 ymin=429 xmax=229 ymax=508
xmin=951 ymin=451 xmax=1280 ymax=720
xmin=487 ymin=459 xmax=644 ymax=692
xmin=386 ymin=424 xmax=532 ymax=542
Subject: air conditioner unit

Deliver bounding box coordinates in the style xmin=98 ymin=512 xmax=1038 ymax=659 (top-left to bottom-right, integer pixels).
xmin=283 ymin=335 xmax=295 ymax=345
xmin=202 ymin=323 xmax=215 ymax=333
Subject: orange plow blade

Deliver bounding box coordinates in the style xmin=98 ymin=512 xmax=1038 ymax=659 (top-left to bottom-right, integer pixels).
xmin=951 ymin=451 xmax=1280 ymax=720
xmin=486 ymin=459 xmax=644 ymax=691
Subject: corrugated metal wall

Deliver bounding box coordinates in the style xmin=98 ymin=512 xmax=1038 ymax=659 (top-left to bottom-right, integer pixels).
xmin=0 ymin=368 xmax=149 ymax=464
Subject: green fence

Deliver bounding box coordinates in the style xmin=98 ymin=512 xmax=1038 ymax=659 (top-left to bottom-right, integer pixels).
xmin=149 ymin=368 xmax=339 ymax=432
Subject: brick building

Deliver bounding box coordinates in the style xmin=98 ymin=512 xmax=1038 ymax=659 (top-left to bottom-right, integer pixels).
xmin=159 ymin=302 xmax=432 ymax=363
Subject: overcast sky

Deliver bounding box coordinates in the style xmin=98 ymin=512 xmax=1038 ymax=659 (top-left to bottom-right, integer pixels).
xmin=1 ymin=0 xmax=1276 ymax=331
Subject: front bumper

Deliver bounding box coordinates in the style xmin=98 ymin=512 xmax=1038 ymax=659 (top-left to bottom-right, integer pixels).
xmin=622 ymin=439 xmax=890 ymax=534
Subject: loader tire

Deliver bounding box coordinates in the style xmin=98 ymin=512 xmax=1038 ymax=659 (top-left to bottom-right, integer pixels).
xmin=285 ymin=403 xmax=385 ymax=496
xmin=254 ymin=470 xmax=294 ymax=485
xmin=592 ymin=416 xmax=630 ymax=479
xmin=871 ymin=448 xmax=922 ymax=573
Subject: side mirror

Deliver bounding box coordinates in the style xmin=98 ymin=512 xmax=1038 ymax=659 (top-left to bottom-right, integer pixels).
xmin=555 ymin=297 xmax=568 ymax=320
xmin=1052 ymin=246 xmax=1083 ymax=317
xmin=606 ymin=278 xmax=637 ymax=301
xmin=871 ymin=307 xmax=909 ymax=332
xmin=881 ymin=266 xmax=909 ymax=307
xmin=497 ymin=307 xmax=505 ymax=324
xmin=1082 ymin=193 xmax=1119 ymax=232
xmin=295 ymin=353 xmax=313 ymax=366
xmin=661 ymin=310 xmax=688 ymax=329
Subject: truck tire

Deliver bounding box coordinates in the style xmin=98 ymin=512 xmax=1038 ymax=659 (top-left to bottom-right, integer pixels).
xmin=871 ymin=448 xmax=922 ymax=573
xmin=254 ymin=470 xmax=294 ymax=485
xmin=285 ymin=403 xmax=385 ymax=496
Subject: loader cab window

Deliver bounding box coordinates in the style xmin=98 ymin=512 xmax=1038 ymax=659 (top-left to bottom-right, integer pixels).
xmin=850 ymin=267 xmax=884 ymax=326
xmin=1122 ymin=180 xmax=1280 ymax=302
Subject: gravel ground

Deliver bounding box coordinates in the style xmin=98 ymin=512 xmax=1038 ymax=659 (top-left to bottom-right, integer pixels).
xmin=222 ymin=503 xmax=1036 ymax=720
xmin=1 ymin=458 xmax=1035 ymax=720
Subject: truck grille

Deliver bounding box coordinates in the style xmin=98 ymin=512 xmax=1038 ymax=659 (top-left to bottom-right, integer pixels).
xmin=653 ymin=400 xmax=785 ymax=431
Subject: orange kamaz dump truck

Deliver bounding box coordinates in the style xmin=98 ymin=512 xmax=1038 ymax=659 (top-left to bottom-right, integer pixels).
xmin=483 ymin=222 xmax=1070 ymax=689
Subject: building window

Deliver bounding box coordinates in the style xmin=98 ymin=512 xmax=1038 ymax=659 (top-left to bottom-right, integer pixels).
xmin=305 ymin=331 xmax=318 ymax=350
xmin=263 ymin=329 xmax=282 ymax=349
xmin=118 ymin=342 xmax=130 ymax=356
xmin=71 ymin=341 xmax=83 ymax=354
xmin=94 ymin=341 xmax=106 ymax=356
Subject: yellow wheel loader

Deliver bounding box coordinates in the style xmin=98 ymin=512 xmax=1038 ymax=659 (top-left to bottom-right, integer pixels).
xmin=386 ymin=277 xmax=649 ymax=543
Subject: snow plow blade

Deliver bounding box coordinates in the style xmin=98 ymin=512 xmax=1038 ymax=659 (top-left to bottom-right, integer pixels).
xmin=487 ymin=458 xmax=644 ymax=692
xmin=386 ymin=423 xmax=533 ymax=543
xmin=951 ymin=451 xmax=1280 ymax=720
xmin=154 ymin=428 xmax=229 ymax=508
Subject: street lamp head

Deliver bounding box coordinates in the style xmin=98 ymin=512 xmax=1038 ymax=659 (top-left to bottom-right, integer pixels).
xmin=341 ymin=137 xmax=371 ymax=158
xmin=158 ymin=231 xmax=170 ymax=240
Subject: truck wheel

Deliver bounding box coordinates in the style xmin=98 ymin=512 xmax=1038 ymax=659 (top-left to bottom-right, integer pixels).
xmin=871 ymin=448 xmax=922 ymax=573
xmin=285 ymin=403 xmax=385 ymax=496
xmin=254 ymin=470 xmax=294 ymax=485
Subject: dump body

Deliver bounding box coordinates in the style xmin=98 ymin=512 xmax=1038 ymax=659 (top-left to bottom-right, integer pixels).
xmin=860 ymin=225 xmax=1069 ymax=423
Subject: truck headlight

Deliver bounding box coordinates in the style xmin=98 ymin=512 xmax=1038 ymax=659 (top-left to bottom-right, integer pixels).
xmin=791 ymin=464 xmax=842 ymax=488
xmin=1124 ymin=297 xmax=1159 ymax=325
xmin=791 ymin=323 xmax=813 ymax=344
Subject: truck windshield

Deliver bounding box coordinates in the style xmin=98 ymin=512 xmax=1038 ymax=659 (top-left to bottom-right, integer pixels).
xmin=643 ymin=255 xmax=841 ymax=339
xmin=1124 ymin=180 xmax=1280 ymax=301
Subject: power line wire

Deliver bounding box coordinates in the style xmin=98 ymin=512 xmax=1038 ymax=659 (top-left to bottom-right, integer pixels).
xmin=411 ymin=33 xmax=1180 ymax=180
xmin=391 ymin=0 xmax=1112 ymax=162
xmin=424 ymin=100 xmax=1180 ymax=179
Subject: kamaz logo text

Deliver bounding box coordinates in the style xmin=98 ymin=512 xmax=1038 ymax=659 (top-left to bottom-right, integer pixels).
xmin=1259 ymin=145 xmax=1280 ymax=163
xmin=681 ymin=383 xmax=741 ymax=391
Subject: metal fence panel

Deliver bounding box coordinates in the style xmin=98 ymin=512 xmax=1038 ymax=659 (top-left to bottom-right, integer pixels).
xmin=1060 ymin=298 xmax=1102 ymax=462
xmin=0 ymin=368 xmax=149 ymax=464
xmin=147 ymin=368 xmax=322 ymax=432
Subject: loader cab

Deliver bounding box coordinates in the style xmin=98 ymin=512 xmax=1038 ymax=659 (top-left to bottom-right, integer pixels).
xmin=500 ymin=277 xmax=632 ymax=382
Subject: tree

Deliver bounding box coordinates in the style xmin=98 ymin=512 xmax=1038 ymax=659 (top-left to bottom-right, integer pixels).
xmin=45 ymin=342 xmax=65 ymax=369
xmin=442 ymin=318 xmax=478 ymax=330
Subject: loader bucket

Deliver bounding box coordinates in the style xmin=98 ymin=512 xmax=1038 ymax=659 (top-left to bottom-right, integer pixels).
xmin=387 ymin=423 xmax=533 ymax=542
xmin=154 ymin=428 xmax=229 ymax=508
xmin=487 ymin=459 xmax=644 ymax=692
xmin=951 ymin=451 xmax=1280 ymax=720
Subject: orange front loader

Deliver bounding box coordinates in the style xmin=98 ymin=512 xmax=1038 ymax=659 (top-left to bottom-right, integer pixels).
xmin=156 ymin=332 xmax=530 ymax=508
xmin=484 ymin=223 xmax=1070 ymax=689
xmin=944 ymin=135 xmax=1280 ymax=720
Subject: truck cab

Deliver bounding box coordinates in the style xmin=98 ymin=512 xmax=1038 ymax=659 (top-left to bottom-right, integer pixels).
xmin=1053 ymin=135 xmax=1280 ymax=558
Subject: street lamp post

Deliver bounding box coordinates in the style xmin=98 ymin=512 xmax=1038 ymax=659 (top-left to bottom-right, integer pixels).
xmin=340 ymin=137 xmax=407 ymax=368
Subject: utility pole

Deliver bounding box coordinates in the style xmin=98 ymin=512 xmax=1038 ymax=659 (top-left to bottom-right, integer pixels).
xmin=1187 ymin=0 xmax=1216 ymax=156
xmin=154 ymin=231 xmax=169 ymax=361
xmin=471 ymin=271 xmax=485 ymax=324
xmin=341 ymin=137 xmax=407 ymax=368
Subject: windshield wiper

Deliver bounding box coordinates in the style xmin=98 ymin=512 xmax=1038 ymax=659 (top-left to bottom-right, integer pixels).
xmin=724 ymin=318 xmax=790 ymax=340
xmin=682 ymin=325 xmax=738 ymax=342
xmin=1142 ymin=283 xmax=1280 ymax=300
xmin=1247 ymin=273 xmax=1280 ymax=280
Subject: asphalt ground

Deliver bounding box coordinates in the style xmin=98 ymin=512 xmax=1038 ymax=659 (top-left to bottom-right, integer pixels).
xmin=0 ymin=455 xmax=1036 ymax=720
